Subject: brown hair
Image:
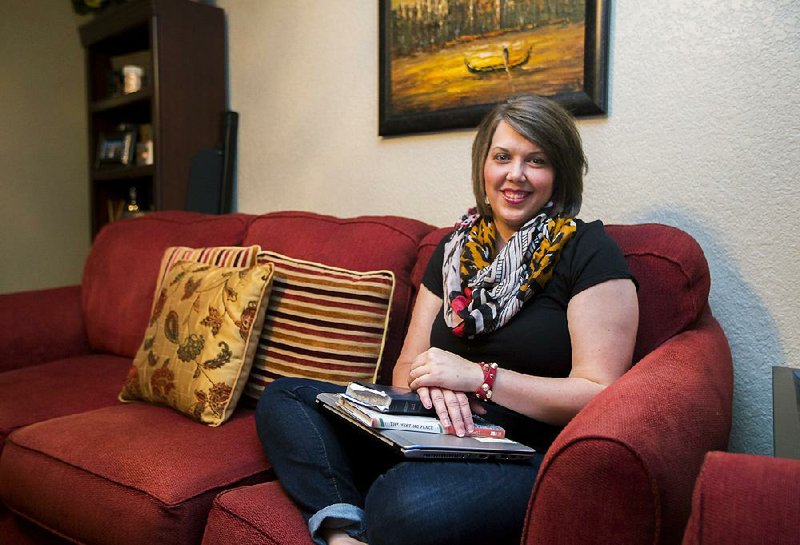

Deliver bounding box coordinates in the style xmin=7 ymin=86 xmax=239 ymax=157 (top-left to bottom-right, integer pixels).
xmin=471 ymin=94 xmax=586 ymax=217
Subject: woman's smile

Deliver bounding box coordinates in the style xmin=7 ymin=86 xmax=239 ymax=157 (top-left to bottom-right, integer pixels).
xmin=501 ymin=189 xmax=532 ymax=204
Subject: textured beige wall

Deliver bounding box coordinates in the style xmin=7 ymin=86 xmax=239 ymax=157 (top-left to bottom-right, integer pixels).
xmin=0 ymin=1 xmax=90 ymax=293
xmin=220 ymin=0 xmax=800 ymax=455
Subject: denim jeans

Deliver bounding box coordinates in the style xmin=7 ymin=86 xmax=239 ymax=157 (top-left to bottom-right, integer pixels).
xmin=256 ymin=378 xmax=543 ymax=545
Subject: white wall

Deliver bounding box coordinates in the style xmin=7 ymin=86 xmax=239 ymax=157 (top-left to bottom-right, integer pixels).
xmin=0 ymin=1 xmax=90 ymax=293
xmin=220 ymin=0 xmax=800 ymax=455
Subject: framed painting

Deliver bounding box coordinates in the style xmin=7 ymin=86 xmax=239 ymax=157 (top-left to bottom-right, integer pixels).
xmin=379 ymin=0 xmax=610 ymax=136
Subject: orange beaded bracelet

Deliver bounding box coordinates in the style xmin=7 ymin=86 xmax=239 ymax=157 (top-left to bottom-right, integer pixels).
xmin=475 ymin=362 xmax=498 ymax=401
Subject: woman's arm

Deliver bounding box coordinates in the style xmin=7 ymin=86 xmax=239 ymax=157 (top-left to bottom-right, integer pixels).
xmin=490 ymin=278 xmax=638 ymax=425
xmin=393 ymin=286 xmax=478 ymax=436
xmin=391 ymin=284 xmax=441 ymax=387
xmin=408 ymin=278 xmax=639 ymax=427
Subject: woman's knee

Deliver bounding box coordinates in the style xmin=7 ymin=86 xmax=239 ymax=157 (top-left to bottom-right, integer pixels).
xmin=363 ymin=465 xmax=453 ymax=545
xmin=256 ymin=378 xmax=346 ymax=432
xmin=363 ymin=461 xmax=538 ymax=545
xmin=255 ymin=377 xmax=318 ymax=443
xmin=257 ymin=377 xmax=304 ymax=415
xmin=258 ymin=377 xmax=332 ymax=415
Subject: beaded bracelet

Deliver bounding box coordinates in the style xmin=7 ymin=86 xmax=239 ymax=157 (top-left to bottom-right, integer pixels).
xmin=475 ymin=362 xmax=498 ymax=401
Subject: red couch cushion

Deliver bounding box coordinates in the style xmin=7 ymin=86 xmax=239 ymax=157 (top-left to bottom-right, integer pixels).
xmin=202 ymin=482 xmax=313 ymax=545
xmin=0 ymin=354 xmax=130 ymax=455
xmin=605 ymin=224 xmax=710 ymax=361
xmin=0 ymin=405 xmax=269 ymax=545
xmin=242 ymin=212 xmax=435 ymax=383
xmin=411 ymin=227 xmax=452 ymax=291
xmin=82 ymin=211 xmax=252 ymax=358
xmin=0 ymin=286 xmax=89 ymax=373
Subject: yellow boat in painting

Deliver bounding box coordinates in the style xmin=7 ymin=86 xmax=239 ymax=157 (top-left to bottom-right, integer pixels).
xmin=464 ymin=46 xmax=532 ymax=74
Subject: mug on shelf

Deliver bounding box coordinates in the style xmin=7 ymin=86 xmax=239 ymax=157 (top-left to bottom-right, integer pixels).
xmin=122 ymin=65 xmax=145 ymax=94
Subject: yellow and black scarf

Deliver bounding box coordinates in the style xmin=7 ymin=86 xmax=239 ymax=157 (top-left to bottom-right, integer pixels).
xmin=442 ymin=205 xmax=576 ymax=337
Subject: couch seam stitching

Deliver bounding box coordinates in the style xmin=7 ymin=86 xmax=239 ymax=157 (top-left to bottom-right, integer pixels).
xmin=212 ymin=488 xmax=291 ymax=545
xmin=250 ymin=213 xmax=433 ymax=247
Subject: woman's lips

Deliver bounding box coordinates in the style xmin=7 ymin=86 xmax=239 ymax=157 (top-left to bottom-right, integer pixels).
xmin=502 ymin=189 xmax=530 ymax=204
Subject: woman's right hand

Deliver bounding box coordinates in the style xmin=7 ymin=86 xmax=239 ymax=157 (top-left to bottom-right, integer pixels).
xmin=416 ymin=386 xmax=475 ymax=437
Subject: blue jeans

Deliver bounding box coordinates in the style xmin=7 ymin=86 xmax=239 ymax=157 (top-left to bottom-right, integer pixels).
xmin=256 ymin=378 xmax=543 ymax=545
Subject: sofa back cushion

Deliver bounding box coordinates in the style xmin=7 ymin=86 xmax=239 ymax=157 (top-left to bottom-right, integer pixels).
xmin=411 ymin=227 xmax=453 ymax=291
xmin=82 ymin=212 xmax=252 ymax=357
xmin=605 ymin=223 xmax=710 ymax=361
xmin=411 ymin=223 xmax=710 ymax=364
xmin=242 ymin=212 xmax=435 ymax=383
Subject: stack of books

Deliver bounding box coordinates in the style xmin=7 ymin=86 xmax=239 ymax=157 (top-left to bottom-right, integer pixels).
xmin=337 ymin=382 xmax=505 ymax=438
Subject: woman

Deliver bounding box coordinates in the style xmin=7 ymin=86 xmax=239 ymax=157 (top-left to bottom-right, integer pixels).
xmin=256 ymin=95 xmax=639 ymax=545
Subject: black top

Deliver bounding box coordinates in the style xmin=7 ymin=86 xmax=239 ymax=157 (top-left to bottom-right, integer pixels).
xmin=422 ymin=219 xmax=636 ymax=449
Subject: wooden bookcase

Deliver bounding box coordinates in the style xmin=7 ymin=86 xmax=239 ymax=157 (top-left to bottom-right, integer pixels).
xmin=79 ymin=0 xmax=225 ymax=238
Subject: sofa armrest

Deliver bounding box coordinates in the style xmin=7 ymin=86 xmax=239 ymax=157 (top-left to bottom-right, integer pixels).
xmin=0 ymin=286 xmax=90 ymax=372
xmin=682 ymin=451 xmax=800 ymax=545
xmin=523 ymin=310 xmax=733 ymax=545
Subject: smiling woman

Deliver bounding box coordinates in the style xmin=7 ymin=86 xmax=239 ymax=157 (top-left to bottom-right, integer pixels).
xmin=256 ymin=94 xmax=639 ymax=545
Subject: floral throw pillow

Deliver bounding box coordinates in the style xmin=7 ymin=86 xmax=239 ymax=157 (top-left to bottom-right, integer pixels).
xmin=120 ymin=260 xmax=274 ymax=426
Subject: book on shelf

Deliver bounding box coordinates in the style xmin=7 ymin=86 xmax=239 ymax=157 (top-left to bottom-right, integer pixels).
xmin=336 ymin=394 xmax=506 ymax=438
xmin=343 ymin=382 xmax=435 ymax=415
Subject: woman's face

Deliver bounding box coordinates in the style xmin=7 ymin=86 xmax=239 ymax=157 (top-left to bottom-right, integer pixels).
xmin=483 ymin=120 xmax=555 ymax=244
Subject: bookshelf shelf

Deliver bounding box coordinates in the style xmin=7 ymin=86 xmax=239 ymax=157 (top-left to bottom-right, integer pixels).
xmin=90 ymin=87 xmax=152 ymax=113
xmin=91 ymin=164 xmax=155 ymax=182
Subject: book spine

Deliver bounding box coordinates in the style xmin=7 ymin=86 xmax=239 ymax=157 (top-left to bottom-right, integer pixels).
xmin=375 ymin=414 xmax=445 ymax=434
xmin=389 ymin=399 xmax=434 ymax=415
xmin=464 ymin=425 xmax=506 ymax=439
xmin=440 ymin=422 xmax=506 ymax=438
xmin=375 ymin=414 xmax=506 ymax=438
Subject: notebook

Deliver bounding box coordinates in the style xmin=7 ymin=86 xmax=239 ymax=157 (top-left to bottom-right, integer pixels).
xmin=316 ymin=393 xmax=536 ymax=461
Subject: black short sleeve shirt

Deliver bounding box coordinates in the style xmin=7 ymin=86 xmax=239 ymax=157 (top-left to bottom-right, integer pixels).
xmin=421 ymin=219 xmax=636 ymax=448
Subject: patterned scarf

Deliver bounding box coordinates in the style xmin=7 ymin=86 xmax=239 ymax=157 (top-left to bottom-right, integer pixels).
xmin=442 ymin=205 xmax=576 ymax=338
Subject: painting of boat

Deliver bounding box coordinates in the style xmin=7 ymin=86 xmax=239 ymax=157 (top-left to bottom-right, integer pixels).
xmin=379 ymin=0 xmax=610 ymax=135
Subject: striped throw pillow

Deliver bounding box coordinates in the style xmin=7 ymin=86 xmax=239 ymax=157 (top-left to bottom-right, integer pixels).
xmin=243 ymin=251 xmax=395 ymax=405
xmin=154 ymin=245 xmax=261 ymax=293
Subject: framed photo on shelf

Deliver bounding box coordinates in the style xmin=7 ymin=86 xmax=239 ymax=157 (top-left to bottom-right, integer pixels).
xmin=95 ymin=129 xmax=137 ymax=168
xmin=379 ymin=0 xmax=610 ymax=136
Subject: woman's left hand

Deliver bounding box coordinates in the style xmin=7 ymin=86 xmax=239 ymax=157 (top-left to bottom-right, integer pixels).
xmin=407 ymin=347 xmax=482 ymax=393
xmin=408 ymin=348 xmax=486 ymax=436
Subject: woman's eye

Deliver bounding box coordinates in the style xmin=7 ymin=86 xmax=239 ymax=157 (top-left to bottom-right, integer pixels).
xmin=494 ymin=153 xmax=510 ymax=161
xmin=528 ymin=156 xmax=547 ymax=165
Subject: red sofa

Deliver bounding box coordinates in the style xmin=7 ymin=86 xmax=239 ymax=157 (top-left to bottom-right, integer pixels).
xmin=0 ymin=211 xmax=732 ymax=545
